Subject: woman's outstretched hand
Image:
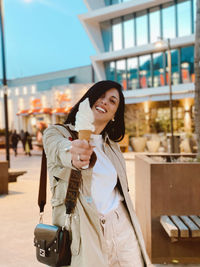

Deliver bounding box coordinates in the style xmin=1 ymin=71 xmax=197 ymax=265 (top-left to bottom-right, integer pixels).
xmin=70 ymin=139 xmax=94 ymax=169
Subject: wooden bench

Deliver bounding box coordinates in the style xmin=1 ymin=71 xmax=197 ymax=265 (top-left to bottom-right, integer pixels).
xmin=8 ymin=169 xmax=27 ymax=182
xmin=160 ymin=215 xmax=200 ymax=242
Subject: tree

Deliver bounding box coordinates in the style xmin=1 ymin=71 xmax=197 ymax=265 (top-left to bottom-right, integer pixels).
xmin=194 ymin=0 xmax=200 ymax=159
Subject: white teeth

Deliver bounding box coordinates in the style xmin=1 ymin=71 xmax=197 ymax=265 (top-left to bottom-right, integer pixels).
xmin=96 ymin=106 xmax=106 ymax=113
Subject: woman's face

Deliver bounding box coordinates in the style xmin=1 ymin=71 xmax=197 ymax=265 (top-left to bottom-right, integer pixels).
xmin=92 ymin=88 xmax=120 ymax=126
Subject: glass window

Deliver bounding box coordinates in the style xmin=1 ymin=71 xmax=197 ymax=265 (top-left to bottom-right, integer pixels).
xmin=112 ymin=18 xmax=122 ymax=51
xmin=149 ymin=7 xmax=161 ymax=43
xmin=162 ymin=2 xmax=176 ymax=39
xmin=170 ymin=49 xmax=179 ymax=85
xmin=180 ymin=46 xmax=194 ymax=83
xmin=123 ymin=14 xmax=134 ymax=49
xmin=116 ymin=60 xmax=127 ymax=89
xmin=105 ymin=61 xmax=115 ymax=81
xmin=136 ymin=11 xmax=148 ymax=46
xmin=111 ymin=0 xmax=122 ymax=5
xmin=165 ymin=49 xmax=179 ymax=85
xmin=177 ymin=0 xmax=191 ymax=37
xmin=153 ymin=52 xmax=164 ymax=87
xmin=139 ymin=55 xmax=152 ymax=88
xmin=193 ymin=0 xmax=197 ymax=31
xmin=100 ymin=21 xmax=112 ymax=52
xmin=104 ymin=0 xmax=111 ymax=6
xmin=127 ymin=57 xmax=138 ymax=90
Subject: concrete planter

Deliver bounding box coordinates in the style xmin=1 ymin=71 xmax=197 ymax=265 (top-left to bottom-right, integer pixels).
xmin=135 ymin=154 xmax=200 ymax=264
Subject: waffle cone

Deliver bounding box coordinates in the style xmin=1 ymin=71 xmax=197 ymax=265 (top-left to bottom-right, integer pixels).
xmin=78 ymin=130 xmax=92 ymax=141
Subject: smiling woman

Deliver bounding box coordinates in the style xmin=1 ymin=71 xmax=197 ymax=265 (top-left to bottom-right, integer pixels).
xmin=42 ymin=80 xmax=151 ymax=267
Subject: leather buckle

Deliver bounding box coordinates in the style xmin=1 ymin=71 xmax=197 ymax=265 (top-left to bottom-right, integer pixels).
xmin=39 ymin=248 xmax=46 ymax=257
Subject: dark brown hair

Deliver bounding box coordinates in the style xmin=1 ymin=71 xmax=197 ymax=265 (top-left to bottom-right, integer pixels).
xmin=65 ymin=80 xmax=125 ymax=142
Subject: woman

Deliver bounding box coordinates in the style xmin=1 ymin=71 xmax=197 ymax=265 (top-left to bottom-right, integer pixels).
xmin=43 ymin=80 xmax=152 ymax=267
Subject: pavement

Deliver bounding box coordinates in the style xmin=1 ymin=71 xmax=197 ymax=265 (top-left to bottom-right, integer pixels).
xmin=0 ymin=147 xmax=199 ymax=267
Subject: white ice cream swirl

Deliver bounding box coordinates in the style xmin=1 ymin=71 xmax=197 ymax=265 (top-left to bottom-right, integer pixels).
xmin=75 ymin=98 xmax=95 ymax=132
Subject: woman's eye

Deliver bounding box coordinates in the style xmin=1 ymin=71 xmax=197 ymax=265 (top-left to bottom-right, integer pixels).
xmin=110 ymin=99 xmax=116 ymax=104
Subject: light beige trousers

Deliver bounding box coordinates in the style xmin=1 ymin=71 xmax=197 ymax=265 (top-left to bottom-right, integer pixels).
xmin=99 ymin=201 xmax=144 ymax=267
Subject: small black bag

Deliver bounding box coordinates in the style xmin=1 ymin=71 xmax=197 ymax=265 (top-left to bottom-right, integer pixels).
xmin=34 ymin=126 xmax=81 ymax=266
xmin=34 ymin=224 xmax=71 ymax=267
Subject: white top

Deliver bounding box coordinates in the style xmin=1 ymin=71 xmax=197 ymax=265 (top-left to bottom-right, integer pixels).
xmin=90 ymin=134 xmax=123 ymax=215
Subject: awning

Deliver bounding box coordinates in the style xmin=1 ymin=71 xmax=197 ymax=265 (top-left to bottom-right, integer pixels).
xmin=16 ymin=109 xmax=31 ymax=116
xmin=40 ymin=108 xmax=52 ymax=114
xmin=52 ymin=107 xmax=71 ymax=115
xmin=30 ymin=108 xmax=42 ymax=115
xmin=17 ymin=108 xmax=52 ymax=116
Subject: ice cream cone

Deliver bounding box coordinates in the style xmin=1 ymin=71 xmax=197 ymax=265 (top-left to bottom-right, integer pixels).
xmin=78 ymin=130 xmax=92 ymax=141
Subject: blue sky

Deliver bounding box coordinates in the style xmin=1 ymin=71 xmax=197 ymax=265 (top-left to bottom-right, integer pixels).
xmin=3 ymin=0 xmax=95 ymax=79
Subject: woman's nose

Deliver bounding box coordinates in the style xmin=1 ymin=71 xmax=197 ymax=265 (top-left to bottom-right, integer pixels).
xmin=100 ymin=98 xmax=107 ymax=105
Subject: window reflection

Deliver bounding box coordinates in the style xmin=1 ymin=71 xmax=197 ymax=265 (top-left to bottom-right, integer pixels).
xmin=100 ymin=21 xmax=112 ymax=52
xmin=112 ymin=18 xmax=122 ymax=51
xmin=105 ymin=61 xmax=115 ymax=81
xmin=104 ymin=0 xmax=111 ymax=6
xmin=162 ymin=2 xmax=176 ymax=39
xmin=116 ymin=60 xmax=127 ymax=89
xmin=111 ymin=0 xmax=122 ymax=4
xmin=149 ymin=7 xmax=160 ymax=43
xmin=193 ymin=0 xmax=197 ymax=32
xmin=105 ymin=0 xmax=132 ymax=5
xmin=153 ymin=53 xmax=164 ymax=87
xmin=170 ymin=50 xmax=179 ymax=85
xmin=104 ymin=46 xmax=194 ymax=88
xmin=136 ymin=11 xmax=148 ymax=45
xmin=127 ymin=57 xmax=138 ymax=90
xmin=103 ymin=0 xmax=195 ymax=51
xmin=177 ymin=0 xmax=191 ymax=37
xmin=123 ymin=14 xmax=134 ymax=49
xmin=180 ymin=46 xmax=194 ymax=83
xmin=139 ymin=55 xmax=151 ymax=88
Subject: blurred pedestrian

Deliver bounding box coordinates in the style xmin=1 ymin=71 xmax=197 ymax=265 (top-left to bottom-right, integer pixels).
xmin=19 ymin=129 xmax=26 ymax=152
xmin=11 ymin=130 xmax=20 ymax=156
xmin=24 ymin=131 xmax=33 ymax=156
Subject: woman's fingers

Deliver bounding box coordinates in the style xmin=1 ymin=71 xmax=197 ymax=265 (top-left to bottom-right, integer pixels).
xmin=70 ymin=140 xmax=93 ymax=156
xmin=70 ymin=139 xmax=93 ymax=169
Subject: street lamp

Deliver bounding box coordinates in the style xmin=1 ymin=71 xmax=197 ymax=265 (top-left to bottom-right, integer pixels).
xmin=0 ymin=0 xmax=10 ymax=166
xmin=155 ymin=38 xmax=175 ymax=153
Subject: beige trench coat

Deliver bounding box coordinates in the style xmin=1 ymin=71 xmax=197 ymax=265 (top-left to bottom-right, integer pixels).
xmin=43 ymin=124 xmax=152 ymax=267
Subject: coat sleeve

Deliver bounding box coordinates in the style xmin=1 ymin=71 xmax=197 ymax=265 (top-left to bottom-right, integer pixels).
xmin=42 ymin=125 xmax=74 ymax=169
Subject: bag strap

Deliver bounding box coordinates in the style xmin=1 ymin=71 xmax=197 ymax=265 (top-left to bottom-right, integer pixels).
xmin=38 ymin=124 xmax=81 ymax=216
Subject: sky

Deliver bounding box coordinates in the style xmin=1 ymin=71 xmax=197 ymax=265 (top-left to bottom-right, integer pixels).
xmin=3 ymin=0 xmax=95 ymax=79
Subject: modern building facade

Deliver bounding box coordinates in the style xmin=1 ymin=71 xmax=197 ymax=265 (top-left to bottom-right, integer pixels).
xmin=79 ymin=0 xmax=196 ymax=136
xmin=0 ymin=65 xmax=95 ymax=134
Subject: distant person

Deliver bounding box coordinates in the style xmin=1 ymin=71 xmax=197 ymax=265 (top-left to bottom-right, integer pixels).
xmin=11 ymin=130 xmax=20 ymax=156
xmin=19 ymin=129 xmax=26 ymax=151
xmin=24 ymin=131 xmax=33 ymax=156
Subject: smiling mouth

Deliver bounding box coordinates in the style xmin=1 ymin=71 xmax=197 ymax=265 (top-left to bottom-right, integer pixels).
xmin=96 ymin=106 xmax=106 ymax=113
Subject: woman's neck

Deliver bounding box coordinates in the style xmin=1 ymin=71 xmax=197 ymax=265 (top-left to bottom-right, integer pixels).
xmin=93 ymin=122 xmax=107 ymax=135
